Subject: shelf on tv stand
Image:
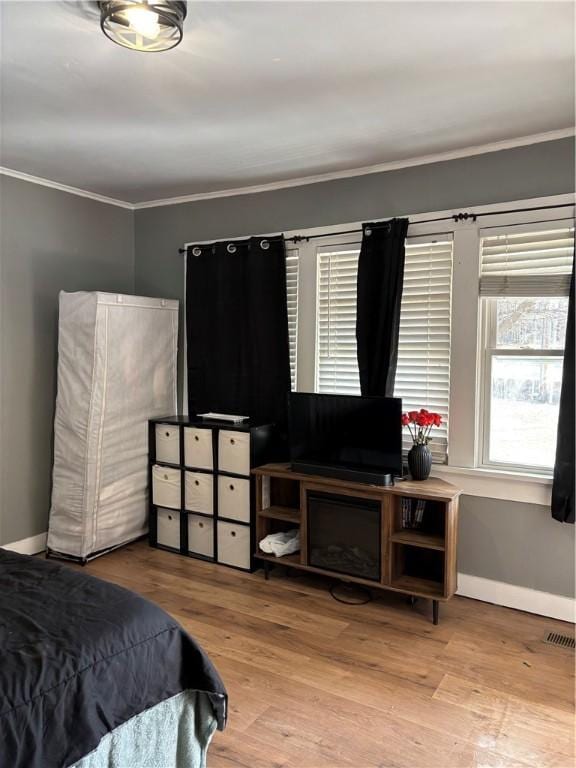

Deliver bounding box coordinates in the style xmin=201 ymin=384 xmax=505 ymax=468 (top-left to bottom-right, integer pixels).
xmin=253 ymin=463 xmax=460 ymax=501
xmin=389 ymin=530 xmax=445 ymax=551
xmin=252 ymin=463 xmax=461 ymax=625
xmin=389 ymin=574 xmax=445 ymax=599
xmin=256 ymin=552 xmax=302 ymax=568
xmin=257 ymin=505 xmax=301 ymax=524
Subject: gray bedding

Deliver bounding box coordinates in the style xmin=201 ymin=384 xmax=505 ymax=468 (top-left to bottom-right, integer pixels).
xmin=72 ymin=691 xmax=218 ymax=768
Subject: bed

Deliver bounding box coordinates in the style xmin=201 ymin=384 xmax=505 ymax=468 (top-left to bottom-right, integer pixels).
xmin=0 ymin=549 xmax=227 ymax=768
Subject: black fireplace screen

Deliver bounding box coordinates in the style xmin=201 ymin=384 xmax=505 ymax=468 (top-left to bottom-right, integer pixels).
xmin=307 ymin=492 xmax=381 ymax=581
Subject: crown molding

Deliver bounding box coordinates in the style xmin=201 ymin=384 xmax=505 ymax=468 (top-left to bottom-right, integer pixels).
xmin=133 ymin=127 xmax=575 ymax=210
xmin=0 ymin=167 xmax=134 ymax=210
xmin=1 ymin=127 xmax=573 ymax=211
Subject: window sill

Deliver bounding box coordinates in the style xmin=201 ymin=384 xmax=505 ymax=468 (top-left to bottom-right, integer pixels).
xmin=431 ymin=465 xmax=552 ymax=506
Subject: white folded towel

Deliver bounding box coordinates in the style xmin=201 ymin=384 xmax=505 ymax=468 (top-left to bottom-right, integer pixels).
xmin=259 ymin=529 xmax=300 ymax=558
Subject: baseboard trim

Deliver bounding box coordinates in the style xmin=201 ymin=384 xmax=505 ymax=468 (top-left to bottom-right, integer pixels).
xmin=2 ymin=532 xmax=47 ymax=556
xmin=457 ymin=573 xmax=575 ymax=623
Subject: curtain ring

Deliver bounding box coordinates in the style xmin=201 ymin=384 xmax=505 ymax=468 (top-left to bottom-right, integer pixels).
xmin=192 ymin=247 xmax=202 ymax=257
xmin=365 ymin=227 xmax=372 ymax=237
xmin=260 ymin=239 xmax=270 ymax=250
xmin=227 ymin=243 xmax=237 ymax=254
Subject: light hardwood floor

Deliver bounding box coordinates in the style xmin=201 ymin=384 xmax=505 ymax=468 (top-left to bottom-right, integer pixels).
xmin=82 ymin=542 xmax=575 ymax=768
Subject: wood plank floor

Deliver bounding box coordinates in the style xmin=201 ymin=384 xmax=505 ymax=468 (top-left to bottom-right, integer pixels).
xmin=82 ymin=542 xmax=575 ymax=768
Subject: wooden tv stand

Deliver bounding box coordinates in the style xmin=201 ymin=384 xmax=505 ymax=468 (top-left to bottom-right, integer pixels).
xmin=252 ymin=463 xmax=461 ymax=624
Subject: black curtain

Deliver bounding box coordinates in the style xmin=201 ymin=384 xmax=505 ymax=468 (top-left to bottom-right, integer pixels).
xmin=186 ymin=235 xmax=291 ymax=429
xmin=551 ymin=255 xmax=575 ymax=523
xmin=356 ymin=218 xmax=409 ymax=397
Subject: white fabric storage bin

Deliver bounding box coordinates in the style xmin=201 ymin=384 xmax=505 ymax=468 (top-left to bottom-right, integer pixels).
xmin=184 ymin=427 xmax=213 ymax=470
xmin=185 ymin=471 xmax=214 ymax=515
xmin=218 ymin=430 xmax=250 ymax=476
xmin=217 ymin=521 xmax=251 ymax=570
xmin=156 ymin=508 xmax=180 ymax=550
xmin=155 ymin=424 xmax=180 ymax=465
xmin=188 ymin=514 xmax=214 ymax=558
xmin=218 ymin=476 xmax=250 ymax=523
xmin=47 ymin=291 xmax=178 ymax=560
xmin=152 ymin=466 xmax=181 ymax=509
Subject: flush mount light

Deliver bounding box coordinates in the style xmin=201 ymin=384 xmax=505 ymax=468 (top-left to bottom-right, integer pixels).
xmin=99 ymin=1 xmax=187 ymax=52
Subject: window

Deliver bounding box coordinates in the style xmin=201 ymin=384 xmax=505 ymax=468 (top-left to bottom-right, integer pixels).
xmin=286 ymin=251 xmax=299 ymax=390
xmin=315 ymin=234 xmax=453 ymax=463
xmin=479 ymin=224 xmax=574 ymax=472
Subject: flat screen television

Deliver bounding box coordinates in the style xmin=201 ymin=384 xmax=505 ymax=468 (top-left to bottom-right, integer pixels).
xmin=288 ymin=393 xmax=402 ymax=485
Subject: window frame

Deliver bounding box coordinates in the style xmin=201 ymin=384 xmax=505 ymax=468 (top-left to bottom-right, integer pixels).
xmin=478 ymin=296 xmax=566 ymax=475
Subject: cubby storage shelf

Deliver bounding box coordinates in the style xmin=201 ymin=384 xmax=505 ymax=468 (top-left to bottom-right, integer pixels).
xmin=148 ymin=416 xmax=276 ymax=572
xmin=257 ymin=506 xmax=301 ymax=523
xmin=389 ymin=530 xmax=445 ymax=550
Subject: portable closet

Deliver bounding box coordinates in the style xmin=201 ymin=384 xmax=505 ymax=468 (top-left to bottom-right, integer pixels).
xmin=47 ymin=291 xmax=178 ymax=562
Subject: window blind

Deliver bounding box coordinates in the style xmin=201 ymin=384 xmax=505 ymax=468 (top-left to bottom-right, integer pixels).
xmin=286 ymin=252 xmax=299 ymax=390
xmin=394 ymin=237 xmax=453 ymax=463
xmin=316 ymin=235 xmax=453 ymax=463
xmin=480 ymin=225 xmax=574 ymax=297
xmin=317 ymin=244 xmax=362 ymax=394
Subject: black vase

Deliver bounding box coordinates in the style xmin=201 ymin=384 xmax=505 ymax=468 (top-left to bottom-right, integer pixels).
xmin=408 ymin=444 xmax=432 ymax=481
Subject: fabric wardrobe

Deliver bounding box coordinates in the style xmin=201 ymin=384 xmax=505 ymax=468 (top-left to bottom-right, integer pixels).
xmin=47 ymin=292 xmax=178 ymax=561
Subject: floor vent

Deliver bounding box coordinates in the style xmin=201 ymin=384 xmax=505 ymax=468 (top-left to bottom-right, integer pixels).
xmin=544 ymin=631 xmax=575 ymax=649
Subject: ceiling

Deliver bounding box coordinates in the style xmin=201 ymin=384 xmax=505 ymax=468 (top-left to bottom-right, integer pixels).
xmin=1 ymin=1 xmax=574 ymax=204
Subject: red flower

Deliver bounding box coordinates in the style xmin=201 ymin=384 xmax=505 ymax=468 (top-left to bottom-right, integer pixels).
xmin=415 ymin=413 xmax=429 ymax=427
xmin=402 ymin=408 xmax=442 ymax=430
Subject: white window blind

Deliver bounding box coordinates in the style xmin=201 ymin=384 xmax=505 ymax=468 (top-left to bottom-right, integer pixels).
xmin=317 ymin=243 xmax=362 ymax=394
xmin=480 ymin=223 xmax=574 ymax=297
xmin=286 ymin=252 xmax=299 ymax=390
xmin=395 ymin=237 xmax=453 ymax=463
xmin=316 ymin=235 xmax=453 ymax=463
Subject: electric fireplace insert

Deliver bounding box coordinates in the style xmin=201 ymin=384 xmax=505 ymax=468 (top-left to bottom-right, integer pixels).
xmin=307 ymin=491 xmax=381 ymax=581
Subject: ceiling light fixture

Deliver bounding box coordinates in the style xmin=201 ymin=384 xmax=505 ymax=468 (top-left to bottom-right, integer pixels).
xmin=99 ymin=1 xmax=187 ymax=52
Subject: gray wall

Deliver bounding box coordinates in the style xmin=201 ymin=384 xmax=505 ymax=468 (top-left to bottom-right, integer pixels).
xmin=134 ymin=137 xmax=575 ymax=598
xmin=459 ymin=496 xmax=575 ymax=597
xmin=0 ymin=175 xmax=135 ymax=545
xmin=135 ymin=138 xmax=574 ymax=301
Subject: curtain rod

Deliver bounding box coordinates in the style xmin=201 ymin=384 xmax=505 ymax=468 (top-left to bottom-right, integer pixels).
xmin=178 ymin=202 xmax=574 ymax=254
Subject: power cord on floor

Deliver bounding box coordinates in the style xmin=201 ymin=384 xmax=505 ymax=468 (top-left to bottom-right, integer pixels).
xmin=329 ymin=581 xmax=372 ymax=605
